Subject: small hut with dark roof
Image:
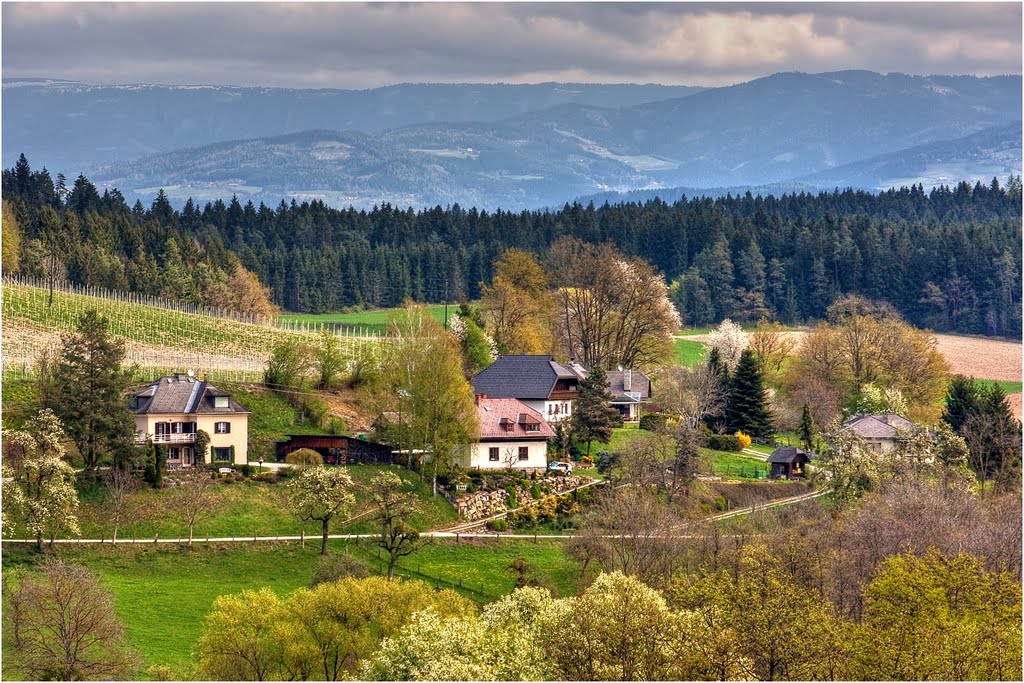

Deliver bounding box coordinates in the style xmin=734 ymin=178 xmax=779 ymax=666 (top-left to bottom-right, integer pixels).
xmin=767 ymin=446 xmax=811 ymax=479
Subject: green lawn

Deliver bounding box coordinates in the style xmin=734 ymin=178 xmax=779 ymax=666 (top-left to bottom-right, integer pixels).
xmin=702 ymin=449 xmax=770 ymax=480
xmin=6 ymin=465 xmax=456 ymax=542
xmin=581 ymin=424 xmax=656 ymax=456
xmin=277 ymin=304 xmax=456 ymax=333
xmin=673 ymin=338 xmax=707 ymax=366
xmin=1 ymin=538 xmax=580 ymax=677
xmin=970 ymin=379 xmax=1023 ymax=395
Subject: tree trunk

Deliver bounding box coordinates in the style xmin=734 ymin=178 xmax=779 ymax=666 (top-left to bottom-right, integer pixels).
xmin=321 ymin=518 xmax=330 ymax=555
xmin=188 ymin=522 xmax=194 ymax=548
xmin=35 ymin=530 xmax=43 ymax=553
xmin=387 ymin=557 xmax=396 ymax=580
xmin=431 ymin=473 xmax=437 ymax=498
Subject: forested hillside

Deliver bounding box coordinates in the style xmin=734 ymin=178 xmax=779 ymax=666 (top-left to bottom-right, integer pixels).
xmin=3 ymin=155 xmax=1020 ymax=337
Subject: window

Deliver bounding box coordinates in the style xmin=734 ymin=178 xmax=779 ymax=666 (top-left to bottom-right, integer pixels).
xmin=214 ymin=396 xmax=229 ymax=409
xmin=215 ymin=421 xmax=231 ymax=434
xmin=488 ymin=447 xmax=499 ymax=462
xmin=518 ymin=446 xmax=529 ymax=461
xmin=213 ymin=447 xmax=232 ymax=462
xmin=168 ymin=447 xmax=180 ymax=461
xmin=525 ymin=423 xmax=539 ymax=432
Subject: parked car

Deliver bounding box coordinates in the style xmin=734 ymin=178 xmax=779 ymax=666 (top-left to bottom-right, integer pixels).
xmin=548 ymin=461 xmax=573 ymax=476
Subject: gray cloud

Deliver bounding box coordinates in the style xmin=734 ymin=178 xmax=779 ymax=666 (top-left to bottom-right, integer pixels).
xmin=2 ymin=2 xmax=1020 ymax=88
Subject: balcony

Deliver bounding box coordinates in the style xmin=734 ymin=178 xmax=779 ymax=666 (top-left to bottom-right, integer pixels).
xmin=135 ymin=432 xmax=197 ymax=444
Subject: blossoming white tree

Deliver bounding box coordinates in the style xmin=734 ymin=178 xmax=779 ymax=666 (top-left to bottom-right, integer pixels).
xmin=290 ymin=465 xmax=356 ymax=555
xmin=707 ymin=319 xmax=749 ymax=372
xmin=1 ymin=409 xmax=79 ymax=551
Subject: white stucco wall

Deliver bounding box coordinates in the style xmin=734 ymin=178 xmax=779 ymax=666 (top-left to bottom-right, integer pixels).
xmin=463 ymin=440 xmax=549 ymax=470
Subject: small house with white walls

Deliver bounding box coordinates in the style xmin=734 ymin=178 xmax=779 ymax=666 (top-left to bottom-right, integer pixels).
xmin=462 ymin=395 xmax=555 ymax=472
xmin=470 ymin=355 xmax=583 ymax=423
xmin=129 ymin=373 xmax=250 ymax=467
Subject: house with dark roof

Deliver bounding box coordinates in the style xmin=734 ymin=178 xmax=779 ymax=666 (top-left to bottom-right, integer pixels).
xmin=842 ymin=413 xmax=919 ymax=453
xmin=130 ymin=373 xmax=250 ymax=467
xmin=470 ymin=355 xmax=584 ymax=423
xmin=767 ymin=446 xmax=811 ymax=479
xmin=604 ymin=369 xmax=652 ymax=422
xmin=461 ymin=395 xmax=556 ymax=471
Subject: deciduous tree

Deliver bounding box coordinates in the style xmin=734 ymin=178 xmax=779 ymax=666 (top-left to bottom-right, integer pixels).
xmin=368 ymin=471 xmax=422 ymax=579
xmin=1 ymin=409 xmax=79 ymax=551
xmin=290 ymin=465 xmax=356 ymax=555
xmin=4 ymin=559 xmax=139 ymax=680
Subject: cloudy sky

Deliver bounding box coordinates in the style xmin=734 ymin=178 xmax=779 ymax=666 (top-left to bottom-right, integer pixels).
xmin=2 ymin=2 xmax=1020 ymax=88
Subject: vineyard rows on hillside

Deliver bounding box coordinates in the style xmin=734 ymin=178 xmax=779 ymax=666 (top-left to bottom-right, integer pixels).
xmin=1 ymin=280 xmax=386 ymax=378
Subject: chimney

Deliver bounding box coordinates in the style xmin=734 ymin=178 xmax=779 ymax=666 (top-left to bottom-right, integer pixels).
xmin=475 ymin=393 xmax=486 ymax=406
xmin=624 ymin=369 xmax=632 ymax=391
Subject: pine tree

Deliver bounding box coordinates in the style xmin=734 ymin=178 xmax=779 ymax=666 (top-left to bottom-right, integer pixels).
xmin=46 ymin=310 xmax=138 ymax=474
xmin=571 ymin=366 xmax=620 ymax=457
xmin=725 ymin=349 xmax=775 ymax=438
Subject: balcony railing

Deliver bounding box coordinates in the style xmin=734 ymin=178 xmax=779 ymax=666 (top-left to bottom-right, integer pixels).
xmin=135 ymin=432 xmax=197 ymax=444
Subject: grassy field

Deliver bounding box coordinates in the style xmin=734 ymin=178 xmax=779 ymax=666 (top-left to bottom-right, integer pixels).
xmin=970 ymin=379 xmax=1023 ymax=395
xmin=673 ymin=338 xmax=707 ymax=366
xmin=278 ymin=304 xmax=455 ymax=334
xmin=703 ymin=450 xmax=769 ymax=480
xmin=1 ymin=538 xmax=579 ymax=677
xmin=3 ymin=465 xmax=457 ymax=542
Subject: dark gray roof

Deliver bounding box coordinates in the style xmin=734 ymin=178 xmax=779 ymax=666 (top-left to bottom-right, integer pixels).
xmin=605 ymin=370 xmax=651 ymax=402
xmin=842 ymin=413 xmax=917 ymax=439
xmin=471 ymin=355 xmax=581 ymax=400
xmin=767 ymin=446 xmax=811 ymax=464
xmin=130 ymin=375 xmax=249 ymax=415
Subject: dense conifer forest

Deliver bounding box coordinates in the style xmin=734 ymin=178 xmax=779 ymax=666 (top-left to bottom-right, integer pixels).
xmin=3 ymin=154 xmax=1020 ymax=337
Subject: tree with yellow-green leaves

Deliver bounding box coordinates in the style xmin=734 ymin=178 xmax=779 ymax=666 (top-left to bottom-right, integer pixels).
xmin=481 ymin=248 xmax=553 ymax=355
xmin=1 ymin=199 xmax=21 ymax=274
xmin=785 ymin=295 xmax=949 ymax=423
xmin=850 ymin=550 xmax=1022 ymax=681
xmin=370 ymin=306 xmax=479 ymax=497
xmin=196 ymin=577 xmax=474 ymax=681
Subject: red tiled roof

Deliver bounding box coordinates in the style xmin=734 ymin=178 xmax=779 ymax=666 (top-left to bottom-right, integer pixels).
xmin=476 ymin=397 xmax=555 ymax=440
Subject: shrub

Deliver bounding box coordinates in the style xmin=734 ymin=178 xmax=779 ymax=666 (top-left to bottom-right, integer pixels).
xmin=735 ymin=431 xmax=752 ymax=449
xmin=706 ymin=434 xmax=743 ymax=451
xmin=715 ymin=495 xmax=727 ymax=512
xmin=285 ymin=448 xmax=323 ymax=470
xmin=489 ymin=519 xmax=508 ymax=532
xmin=530 ymin=483 xmax=542 ymax=500
xmin=579 ymin=455 xmax=594 ymax=467
xmin=310 ymin=554 xmax=372 ymax=587
xmin=503 ymin=485 xmax=518 ymax=509
xmin=239 ymin=464 xmax=253 ymax=478
xmin=639 ymin=413 xmax=668 ymax=432
xmin=276 ymin=466 xmax=298 ymax=479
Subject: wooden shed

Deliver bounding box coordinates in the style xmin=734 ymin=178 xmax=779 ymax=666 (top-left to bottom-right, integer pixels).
xmin=767 ymin=446 xmax=811 ymax=479
xmin=275 ymin=434 xmax=393 ymax=465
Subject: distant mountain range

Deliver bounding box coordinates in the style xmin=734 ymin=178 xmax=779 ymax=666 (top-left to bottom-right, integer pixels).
xmin=3 ymin=71 xmax=1020 ymax=210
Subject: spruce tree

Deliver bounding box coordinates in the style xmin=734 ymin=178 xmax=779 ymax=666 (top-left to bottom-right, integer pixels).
xmin=799 ymin=403 xmax=816 ymax=450
xmin=725 ymin=349 xmax=775 ymax=438
xmin=571 ymin=366 xmax=619 ymax=457
xmin=46 ymin=310 xmax=138 ymax=474
xmin=941 ymin=375 xmax=979 ymax=433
